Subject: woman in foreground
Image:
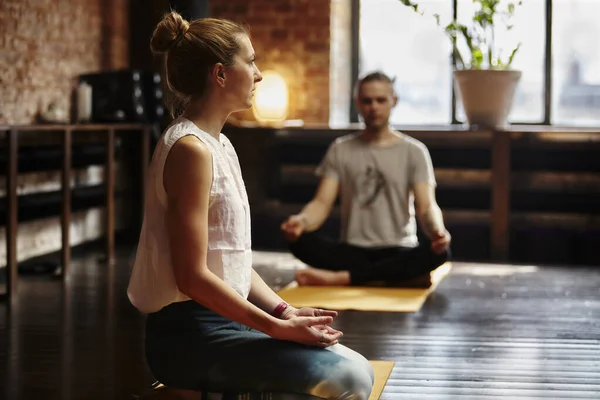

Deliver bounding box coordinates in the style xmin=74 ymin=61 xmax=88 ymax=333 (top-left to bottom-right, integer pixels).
xmin=127 ymin=11 xmax=374 ymax=400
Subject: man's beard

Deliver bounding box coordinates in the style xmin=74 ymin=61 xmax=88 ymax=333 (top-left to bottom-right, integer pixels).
xmin=365 ymin=120 xmax=387 ymax=132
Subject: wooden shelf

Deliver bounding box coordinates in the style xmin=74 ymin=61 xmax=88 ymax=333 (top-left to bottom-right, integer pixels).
xmin=276 ymin=166 xmax=600 ymax=192
xmin=1 ymin=123 xmax=149 ymax=132
xmin=2 ymin=123 xmax=153 ymax=303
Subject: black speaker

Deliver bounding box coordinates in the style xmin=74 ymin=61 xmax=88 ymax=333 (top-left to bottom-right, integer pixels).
xmin=142 ymin=72 xmax=166 ymax=124
xmin=78 ymin=70 xmax=165 ymax=124
xmin=169 ymin=0 xmax=210 ymax=21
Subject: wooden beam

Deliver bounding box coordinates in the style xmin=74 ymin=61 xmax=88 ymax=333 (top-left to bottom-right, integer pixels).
xmin=61 ymin=128 xmax=72 ymax=278
xmin=491 ymin=130 xmax=511 ymax=261
xmin=6 ymin=129 xmax=19 ymax=301
xmin=106 ymin=129 xmax=116 ymax=264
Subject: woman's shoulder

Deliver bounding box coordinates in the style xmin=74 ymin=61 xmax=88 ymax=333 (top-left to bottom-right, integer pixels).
xmin=163 ymin=136 xmax=213 ymax=198
xmin=169 ymin=135 xmax=212 ymax=166
xmin=162 ymin=117 xmax=218 ymax=150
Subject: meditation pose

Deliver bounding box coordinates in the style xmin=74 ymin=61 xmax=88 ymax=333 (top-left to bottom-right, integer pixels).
xmin=281 ymin=72 xmax=451 ymax=287
xmin=127 ymin=12 xmax=374 ymax=399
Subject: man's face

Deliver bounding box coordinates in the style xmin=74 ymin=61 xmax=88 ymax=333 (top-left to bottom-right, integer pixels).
xmin=355 ymin=80 xmax=397 ymax=130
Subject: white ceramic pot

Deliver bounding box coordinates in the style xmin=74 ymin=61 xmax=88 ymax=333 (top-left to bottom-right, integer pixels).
xmin=454 ymin=69 xmax=522 ymax=129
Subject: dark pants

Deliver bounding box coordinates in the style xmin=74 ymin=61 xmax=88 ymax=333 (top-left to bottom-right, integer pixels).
xmin=145 ymin=300 xmax=374 ymax=399
xmin=289 ymin=231 xmax=450 ymax=286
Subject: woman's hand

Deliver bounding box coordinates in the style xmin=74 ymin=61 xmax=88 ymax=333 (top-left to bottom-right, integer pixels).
xmin=281 ymin=306 xmax=338 ymax=320
xmin=274 ymin=306 xmax=343 ymax=347
xmin=269 ymin=315 xmax=343 ymax=348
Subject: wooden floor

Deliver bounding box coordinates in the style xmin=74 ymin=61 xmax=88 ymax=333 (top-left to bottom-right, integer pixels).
xmin=1 ymin=246 xmax=599 ymax=399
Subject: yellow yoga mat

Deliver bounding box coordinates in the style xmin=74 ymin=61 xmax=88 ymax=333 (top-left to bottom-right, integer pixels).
xmin=277 ymin=262 xmax=451 ymax=312
xmin=369 ymin=360 xmax=395 ymax=400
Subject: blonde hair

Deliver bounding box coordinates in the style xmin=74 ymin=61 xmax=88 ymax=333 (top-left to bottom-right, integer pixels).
xmin=150 ymin=12 xmax=248 ymax=117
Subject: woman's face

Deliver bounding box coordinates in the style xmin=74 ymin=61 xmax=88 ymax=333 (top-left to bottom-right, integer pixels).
xmin=225 ymin=34 xmax=263 ymax=111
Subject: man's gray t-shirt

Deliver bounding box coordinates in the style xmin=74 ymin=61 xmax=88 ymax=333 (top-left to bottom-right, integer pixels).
xmin=316 ymin=132 xmax=436 ymax=248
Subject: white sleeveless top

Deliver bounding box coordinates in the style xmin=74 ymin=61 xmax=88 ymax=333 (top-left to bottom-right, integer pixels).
xmin=127 ymin=117 xmax=253 ymax=314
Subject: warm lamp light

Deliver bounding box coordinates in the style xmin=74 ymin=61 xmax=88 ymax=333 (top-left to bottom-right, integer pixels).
xmin=252 ymin=70 xmax=289 ymax=125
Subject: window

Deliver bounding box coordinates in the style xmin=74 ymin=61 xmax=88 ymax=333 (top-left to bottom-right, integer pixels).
xmin=552 ymin=0 xmax=600 ymax=125
xmin=359 ymin=0 xmax=453 ymax=124
xmin=354 ymin=0 xmax=600 ymax=126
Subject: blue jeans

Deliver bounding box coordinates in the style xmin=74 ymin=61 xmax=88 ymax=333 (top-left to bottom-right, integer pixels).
xmin=145 ymin=301 xmax=374 ymax=399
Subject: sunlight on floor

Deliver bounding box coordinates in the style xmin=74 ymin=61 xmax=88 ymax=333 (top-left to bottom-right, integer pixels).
xmin=452 ymin=263 xmax=539 ymax=276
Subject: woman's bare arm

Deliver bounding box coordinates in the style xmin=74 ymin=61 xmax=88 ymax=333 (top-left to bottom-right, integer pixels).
xmin=164 ymin=136 xmax=281 ymax=334
xmin=163 ymin=136 xmax=338 ymax=347
xmin=247 ymin=268 xmax=287 ymax=315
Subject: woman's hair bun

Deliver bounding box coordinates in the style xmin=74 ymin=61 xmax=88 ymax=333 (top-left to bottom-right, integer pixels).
xmin=150 ymin=11 xmax=190 ymax=54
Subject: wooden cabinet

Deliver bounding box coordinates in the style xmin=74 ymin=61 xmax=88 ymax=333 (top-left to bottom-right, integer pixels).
xmin=0 ymin=124 xmax=152 ymax=302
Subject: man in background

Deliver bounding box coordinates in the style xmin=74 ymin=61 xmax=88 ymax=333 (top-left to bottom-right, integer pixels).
xmin=281 ymin=71 xmax=451 ymax=287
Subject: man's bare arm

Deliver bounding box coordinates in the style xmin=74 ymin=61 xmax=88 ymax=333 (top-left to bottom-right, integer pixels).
xmin=413 ymin=182 xmax=446 ymax=238
xmin=297 ymin=176 xmax=340 ymax=232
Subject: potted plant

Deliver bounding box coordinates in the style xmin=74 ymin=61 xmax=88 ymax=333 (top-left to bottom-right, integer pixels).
xmin=399 ymin=0 xmax=523 ymax=128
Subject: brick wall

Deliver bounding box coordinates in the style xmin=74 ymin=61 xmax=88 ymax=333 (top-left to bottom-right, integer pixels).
xmin=0 ymin=0 xmax=129 ymax=268
xmin=0 ymin=0 xmax=129 ymax=125
xmin=212 ymin=0 xmax=331 ymax=124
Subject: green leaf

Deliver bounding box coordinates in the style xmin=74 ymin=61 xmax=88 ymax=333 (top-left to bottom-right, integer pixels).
xmin=506 ymin=43 xmax=521 ymax=67
xmin=398 ymin=0 xmax=419 ymax=12
xmin=454 ymin=47 xmax=466 ymax=69
xmin=472 ymin=47 xmax=484 ymax=69
xmin=458 ymin=24 xmax=474 ymax=51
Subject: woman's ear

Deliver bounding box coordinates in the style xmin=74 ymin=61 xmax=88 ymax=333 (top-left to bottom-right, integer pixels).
xmin=212 ymin=63 xmax=226 ymax=87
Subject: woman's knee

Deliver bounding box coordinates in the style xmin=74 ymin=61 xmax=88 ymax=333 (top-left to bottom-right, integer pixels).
xmin=311 ymin=359 xmax=374 ymax=400
xmin=308 ymin=345 xmax=374 ymax=400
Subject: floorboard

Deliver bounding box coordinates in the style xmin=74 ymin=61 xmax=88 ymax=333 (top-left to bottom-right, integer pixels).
xmin=0 ymin=247 xmax=599 ymax=399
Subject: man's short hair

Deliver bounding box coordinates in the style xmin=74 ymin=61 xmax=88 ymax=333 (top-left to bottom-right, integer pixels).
xmin=353 ymin=71 xmax=396 ymax=98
